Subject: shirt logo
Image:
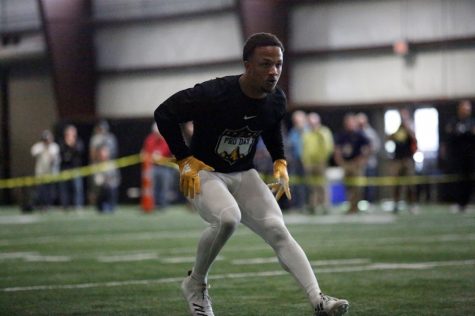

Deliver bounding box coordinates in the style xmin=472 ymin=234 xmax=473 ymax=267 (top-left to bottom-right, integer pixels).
xmin=243 ymin=115 xmax=257 ymax=120
xmin=215 ymin=126 xmax=261 ymax=165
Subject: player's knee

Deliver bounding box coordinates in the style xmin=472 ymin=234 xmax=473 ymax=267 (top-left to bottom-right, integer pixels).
xmin=219 ymin=207 xmax=241 ymax=234
xmin=265 ymin=222 xmax=290 ymax=246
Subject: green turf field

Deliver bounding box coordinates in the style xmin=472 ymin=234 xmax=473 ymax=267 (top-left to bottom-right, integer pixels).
xmin=0 ymin=204 xmax=474 ymax=315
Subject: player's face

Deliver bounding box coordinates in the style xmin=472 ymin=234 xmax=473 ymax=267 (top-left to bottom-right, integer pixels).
xmin=245 ymin=46 xmax=283 ymax=94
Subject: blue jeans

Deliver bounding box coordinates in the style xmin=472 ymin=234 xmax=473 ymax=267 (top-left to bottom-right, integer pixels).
xmin=96 ymin=185 xmax=118 ymax=213
xmin=288 ymin=159 xmax=306 ymax=209
xmin=35 ymin=183 xmax=57 ymax=209
xmin=153 ymin=166 xmax=177 ymax=208
xmin=364 ymin=165 xmax=378 ymax=202
xmin=59 ymin=176 xmax=84 ymax=209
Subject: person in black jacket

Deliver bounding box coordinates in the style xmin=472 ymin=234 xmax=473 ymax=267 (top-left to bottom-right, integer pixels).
xmin=155 ymin=33 xmax=348 ymax=316
xmin=59 ymin=124 xmax=85 ymax=210
xmin=445 ymin=100 xmax=475 ymax=213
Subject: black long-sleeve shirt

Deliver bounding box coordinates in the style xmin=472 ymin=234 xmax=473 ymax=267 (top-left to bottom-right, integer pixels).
xmin=154 ymin=75 xmax=286 ymax=173
xmin=445 ymin=116 xmax=475 ymax=155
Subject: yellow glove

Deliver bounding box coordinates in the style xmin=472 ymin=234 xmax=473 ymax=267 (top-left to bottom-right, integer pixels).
xmin=176 ymin=156 xmax=214 ymax=199
xmin=267 ymin=159 xmax=292 ymax=201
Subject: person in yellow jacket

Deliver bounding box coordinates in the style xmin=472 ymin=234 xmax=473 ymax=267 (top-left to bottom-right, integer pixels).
xmin=302 ymin=113 xmax=334 ymax=214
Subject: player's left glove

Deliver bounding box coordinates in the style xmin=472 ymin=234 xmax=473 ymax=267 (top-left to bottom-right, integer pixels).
xmin=268 ymin=159 xmax=292 ymax=201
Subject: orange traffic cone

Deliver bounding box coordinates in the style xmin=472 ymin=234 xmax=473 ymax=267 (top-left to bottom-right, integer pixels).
xmin=141 ymin=152 xmax=155 ymax=213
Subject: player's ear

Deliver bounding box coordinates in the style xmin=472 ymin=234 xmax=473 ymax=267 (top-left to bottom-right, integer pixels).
xmin=243 ymin=60 xmax=251 ymax=73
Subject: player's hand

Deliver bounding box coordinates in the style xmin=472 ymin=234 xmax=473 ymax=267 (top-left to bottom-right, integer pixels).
xmin=176 ymin=156 xmax=214 ymax=199
xmin=268 ymin=159 xmax=291 ymax=201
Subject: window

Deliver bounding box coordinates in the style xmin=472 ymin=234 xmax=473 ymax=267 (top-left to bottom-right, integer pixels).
xmin=414 ymin=108 xmax=439 ymax=153
xmin=384 ymin=107 xmax=439 ymax=156
xmin=384 ymin=109 xmax=401 ymax=154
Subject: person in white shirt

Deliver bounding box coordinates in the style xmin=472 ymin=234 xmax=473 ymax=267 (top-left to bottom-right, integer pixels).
xmin=31 ymin=130 xmax=60 ymax=210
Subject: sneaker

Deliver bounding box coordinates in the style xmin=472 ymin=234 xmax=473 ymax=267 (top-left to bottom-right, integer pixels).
xmin=314 ymin=293 xmax=349 ymax=316
xmin=181 ymin=272 xmax=214 ymax=316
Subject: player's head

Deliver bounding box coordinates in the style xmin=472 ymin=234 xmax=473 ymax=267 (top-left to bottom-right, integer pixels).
xmin=242 ymin=33 xmax=284 ymax=94
xmin=243 ymin=33 xmax=284 ymax=62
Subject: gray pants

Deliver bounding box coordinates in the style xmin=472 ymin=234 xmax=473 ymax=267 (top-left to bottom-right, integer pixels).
xmin=188 ymin=169 xmax=321 ymax=307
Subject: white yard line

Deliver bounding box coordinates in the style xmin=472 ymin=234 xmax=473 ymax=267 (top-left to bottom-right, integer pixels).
xmin=232 ymin=257 xmax=279 ymax=265
xmin=23 ymin=255 xmax=71 ymax=262
xmin=3 ymin=231 xmax=474 ymax=249
xmin=0 ymin=252 xmax=71 ymax=262
xmin=97 ymin=253 xmax=159 ymax=262
xmin=3 ymin=259 xmax=474 ymax=292
xmin=160 ymin=256 xmax=224 ymax=264
xmin=0 ymin=231 xmax=205 ymax=246
xmin=310 ymin=258 xmax=371 ymax=266
xmin=0 ymin=216 xmax=40 ymax=224
xmin=232 ymin=257 xmax=371 ymax=266
xmin=284 ymin=214 xmax=396 ymax=225
xmin=0 ymin=252 xmax=39 ymax=259
xmin=0 ymin=229 xmax=257 ymax=246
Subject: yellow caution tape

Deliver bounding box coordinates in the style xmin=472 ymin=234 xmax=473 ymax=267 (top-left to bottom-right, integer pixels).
xmin=288 ymin=173 xmax=469 ymax=187
xmin=0 ymin=154 xmax=178 ymax=189
xmin=0 ymin=154 xmax=471 ymax=189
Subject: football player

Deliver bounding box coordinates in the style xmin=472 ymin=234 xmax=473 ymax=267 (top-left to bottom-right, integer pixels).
xmin=154 ymin=32 xmax=349 ymax=316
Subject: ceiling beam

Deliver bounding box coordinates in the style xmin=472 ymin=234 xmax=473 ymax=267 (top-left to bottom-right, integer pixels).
xmin=38 ymin=0 xmax=96 ymax=120
xmin=238 ymin=0 xmax=292 ymax=103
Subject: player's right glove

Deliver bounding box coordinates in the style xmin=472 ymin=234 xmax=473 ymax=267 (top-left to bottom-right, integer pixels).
xmin=268 ymin=159 xmax=292 ymax=201
xmin=176 ymin=156 xmax=214 ymax=199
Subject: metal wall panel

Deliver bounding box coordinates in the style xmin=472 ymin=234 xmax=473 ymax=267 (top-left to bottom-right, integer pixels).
xmin=95 ymin=12 xmax=242 ymax=70
xmin=97 ymin=64 xmax=243 ymax=117
xmin=291 ymin=48 xmax=475 ymax=105
xmin=291 ymin=0 xmax=475 ymax=51
xmin=93 ymin=0 xmax=235 ymax=20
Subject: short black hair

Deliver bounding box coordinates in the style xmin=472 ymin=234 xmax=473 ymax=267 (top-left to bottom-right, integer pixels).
xmin=242 ymin=32 xmax=284 ymax=61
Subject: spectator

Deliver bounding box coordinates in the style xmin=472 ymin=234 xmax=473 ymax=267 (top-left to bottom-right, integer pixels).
xmin=59 ymin=124 xmax=85 ymax=210
xmin=30 ymin=130 xmax=60 ymax=210
xmin=89 ymin=120 xmax=118 ymax=204
xmin=334 ymin=113 xmax=370 ymax=214
xmin=388 ymin=109 xmax=417 ymax=213
xmin=142 ymin=123 xmax=177 ymax=209
xmin=356 ymin=112 xmax=381 ymax=204
xmin=444 ymin=100 xmax=475 ymax=213
xmin=89 ymin=120 xmax=118 ymax=162
xmin=93 ymin=145 xmax=120 ymax=213
xmin=285 ymin=110 xmax=308 ymax=210
xmin=302 ymin=113 xmax=334 ymax=214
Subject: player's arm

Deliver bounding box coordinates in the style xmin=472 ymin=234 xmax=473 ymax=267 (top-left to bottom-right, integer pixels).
xmin=154 ymin=86 xmax=206 ymax=160
xmin=154 ymin=84 xmax=213 ymax=198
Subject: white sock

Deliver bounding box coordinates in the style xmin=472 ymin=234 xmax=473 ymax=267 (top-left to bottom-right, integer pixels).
xmin=190 ymin=270 xmax=207 ymax=285
xmin=308 ymin=288 xmax=323 ymax=308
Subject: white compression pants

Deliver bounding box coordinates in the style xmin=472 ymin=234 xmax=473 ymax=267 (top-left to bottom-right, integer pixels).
xmin=188 ymin=169 xmax=321 ymax=307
